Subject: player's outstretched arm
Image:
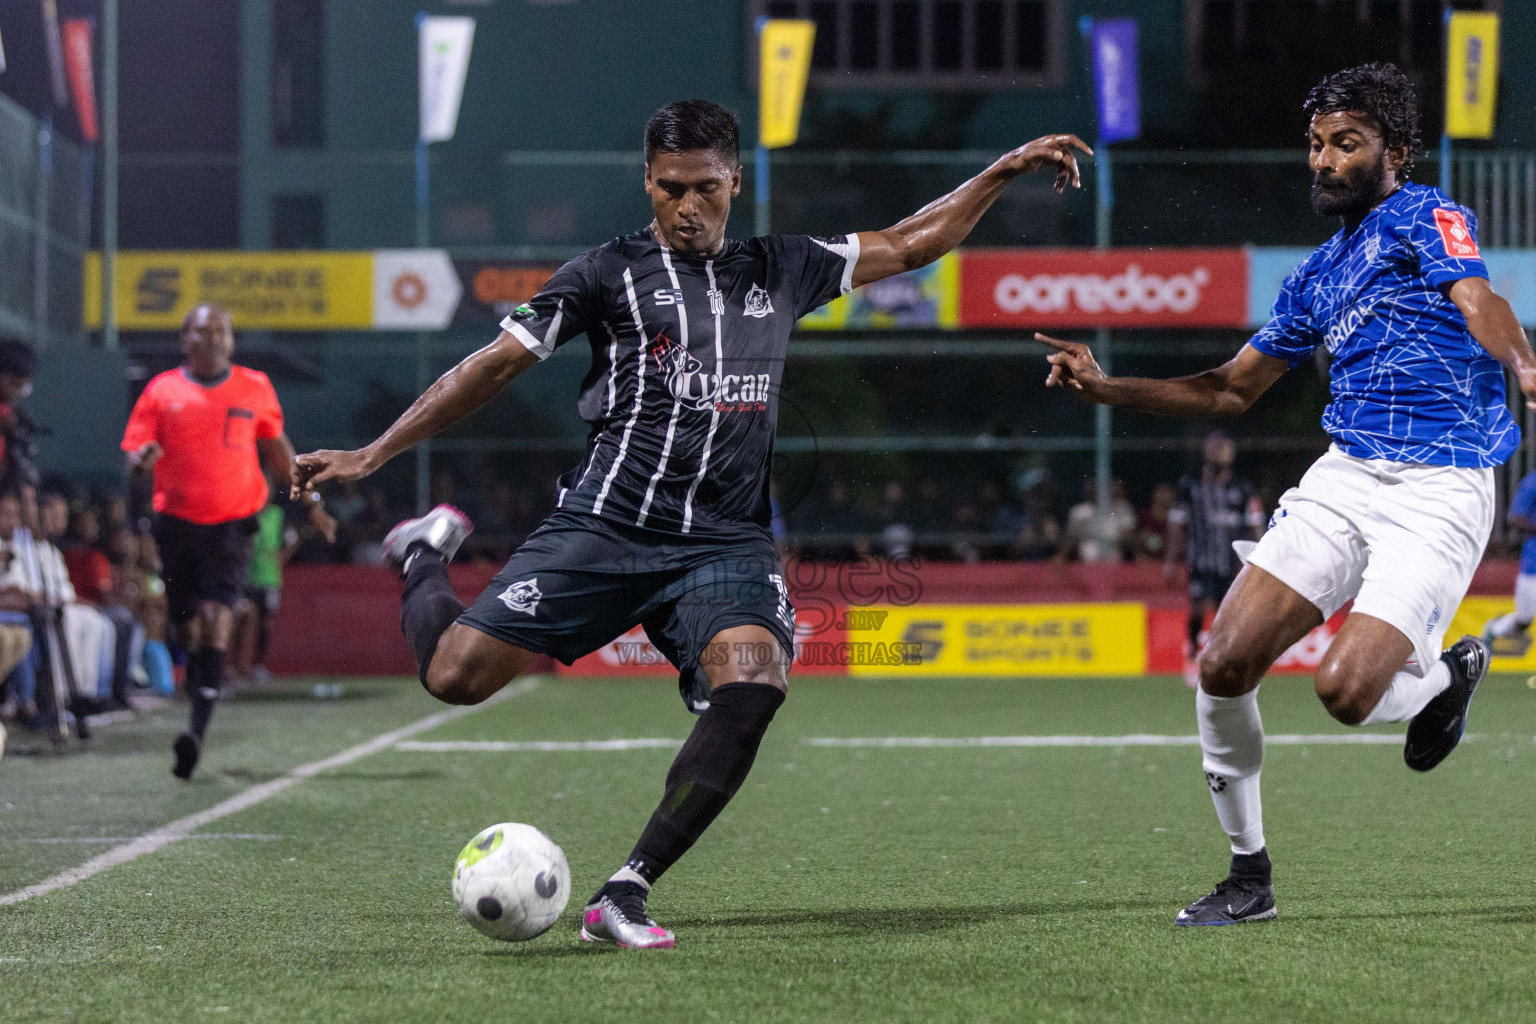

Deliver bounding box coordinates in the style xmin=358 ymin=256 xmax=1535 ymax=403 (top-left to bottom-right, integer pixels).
xmin=1035 ymin=333 xmax=1289 ymax=418
xmin=291 ymin=332 xmax=539 ymax=497
xmin=850 ymin=134 xmax=1092 ymax=288
xmin=1450 ymin=277 xmax=1536 ymax=410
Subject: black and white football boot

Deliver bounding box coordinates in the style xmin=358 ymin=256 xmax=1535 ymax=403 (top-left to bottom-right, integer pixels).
xmin=1176 ymin=850 xmax=1276 ymax=926
xmin=1176 ymin=875 xmax=1277 ymax=926
xmin=579 ymin=882 xmax=676 ymax=949
xmin=1404 ymin=635 xmax=1488 ymax=773
xmin=381 ymin=504 xmax=473 ymax=574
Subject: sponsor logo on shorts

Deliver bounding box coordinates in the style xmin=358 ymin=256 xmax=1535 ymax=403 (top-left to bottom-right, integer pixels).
xmin=1426 ymin=605 xmax=1441 ymax=635
xmin=497 ymin=578 xmax=542 ymax=616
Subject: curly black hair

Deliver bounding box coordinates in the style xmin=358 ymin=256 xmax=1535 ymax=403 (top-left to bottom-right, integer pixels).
xmin=1303 ymin=62 xmax=1422 ymax=177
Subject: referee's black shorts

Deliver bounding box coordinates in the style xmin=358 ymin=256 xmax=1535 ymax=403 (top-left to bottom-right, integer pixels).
xmin=458 ymin=510 xmax=794 ymax=714
xmin=153 ymin=513 xmax=257 ymax=623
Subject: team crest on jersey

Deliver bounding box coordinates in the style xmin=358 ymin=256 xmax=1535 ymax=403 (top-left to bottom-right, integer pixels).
xmin=742 ymin=283 xmax=774 ymax=318
xmin=1363 ymin=233 xmax=1381 ymax=264
xmin=497 ymin=578 xmax=542 ymax=616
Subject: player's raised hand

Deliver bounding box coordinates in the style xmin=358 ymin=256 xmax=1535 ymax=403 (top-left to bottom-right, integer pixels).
xmin=1035 ymin=333 xmax=1111 ymax=399
xmin=291 ymin=448 xmax=375 ymax=499
xmin=997 ymin=135 xmax=1093 ymax=192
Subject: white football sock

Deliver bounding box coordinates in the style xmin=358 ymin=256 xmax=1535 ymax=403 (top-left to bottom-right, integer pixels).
xmin=1486 ymin=612 xmax=1521 ymax=637
xmin=1360 ymin=660 xmax=1452 ymax=725
xmin=607 ymin=865 xmax=650 ymax=890
xmin=1197 ymin=687 xmax=1265 ymax=856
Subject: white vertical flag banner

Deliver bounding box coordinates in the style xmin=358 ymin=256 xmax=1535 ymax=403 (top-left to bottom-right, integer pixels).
xmin=418 ymin=15 xmax=475 ymax=143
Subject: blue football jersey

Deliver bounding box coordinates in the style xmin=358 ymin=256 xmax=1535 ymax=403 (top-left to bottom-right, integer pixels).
xmin=1509 ymin=471 xmax=1536 ymax=574
xmin=1248 ymin=182 xmax=1518 ymax=468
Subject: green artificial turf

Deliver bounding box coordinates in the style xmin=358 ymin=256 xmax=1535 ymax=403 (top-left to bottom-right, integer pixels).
xmin=2 ymin=673 xmax=1535 ymax=1023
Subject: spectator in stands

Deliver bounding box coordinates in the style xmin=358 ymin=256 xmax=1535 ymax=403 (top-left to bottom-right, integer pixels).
xmin=1139 ymin=482 xmax=1179 ymax=562
xmin=0 ymin=338 xmax=37 ymax=492
xmin=232 ymin=495 xmax=299 ymax=685
xmin=1014 ymin=472 xmax=1061 ymax=561
xmin=874 ymin=479 xmax=914 ymax=559
xmin=112 ymin=526 xmax=173 ymax=695
xmin=59 ymin=502 xmax=146 ymax=703
xmin=40 ymin=492 xmax=123 ymax=706
xmin=1059 ymin=478 xmax=1137 ymax=563
xmin=0 ymin=491 xmax=38 ymax=738
xmin=977 ymin=481 xmax=1023 ymax=559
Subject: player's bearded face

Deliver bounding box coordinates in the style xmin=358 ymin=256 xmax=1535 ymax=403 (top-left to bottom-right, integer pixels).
xmin=1308 ymin=112 xmax=1394 ymax=218
xmin=645 ymin=149 xmax=741 ymax=254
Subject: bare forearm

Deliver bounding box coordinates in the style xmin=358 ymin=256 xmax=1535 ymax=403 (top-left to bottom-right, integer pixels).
xmin=1095 ymin=372 xmax=1255 ymax=418
xmin=1468 ymin=294 xmax=1536 ymax=375
xmin=362 ymin=338 xmax=535 ymax=469
xmin=259 ymin=435 xmax=298 ymax=490
xmin=880 ymin=164 xmax=1015 ymax=272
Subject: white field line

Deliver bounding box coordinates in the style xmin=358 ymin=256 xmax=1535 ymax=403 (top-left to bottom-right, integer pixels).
xmin=0 ymin=677 xmax=542 ymax=907
xmin=5 ymin=833 xmax=285 ymax=845
xmin=800 ymin=733 xmax=1425 ymax=748
xmin=396 ymin=738 xmax=683 ymax=752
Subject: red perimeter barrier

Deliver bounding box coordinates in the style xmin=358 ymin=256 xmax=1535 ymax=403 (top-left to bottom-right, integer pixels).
xmin=266 ymin=560 xmax=1522 ymax=677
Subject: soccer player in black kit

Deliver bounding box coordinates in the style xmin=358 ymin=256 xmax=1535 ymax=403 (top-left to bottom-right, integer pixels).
xmin=294 ymin=101 xmax=1088 ymax=948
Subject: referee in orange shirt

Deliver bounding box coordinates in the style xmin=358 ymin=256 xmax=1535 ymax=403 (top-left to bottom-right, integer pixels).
xmin=123 ymin=304 xmax=333 ymax=779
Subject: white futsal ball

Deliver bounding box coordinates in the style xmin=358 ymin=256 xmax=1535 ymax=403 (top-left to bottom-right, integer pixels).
xmin=451 ymin=823 xmax=570 ymax=941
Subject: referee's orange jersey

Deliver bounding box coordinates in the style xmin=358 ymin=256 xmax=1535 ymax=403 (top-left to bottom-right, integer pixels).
xmin=121 ymin=366 xmax=284 ymax=525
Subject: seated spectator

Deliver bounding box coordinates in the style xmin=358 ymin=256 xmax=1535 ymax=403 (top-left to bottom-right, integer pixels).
xmin=1138 ymin=482 xmax=1178 ymax=562
xmin=39 ymin=491 xmax=122 ymax=706
xmin=0 ymin=492 xmax=36 ymax=732
xmin=1059 ymin=478 xmax=1137 ymax=563
xmin=1014 ymin=476 xmax=1061 ymax=561
xmin=874 ymin=480 xmax=914 ymax=560
xmin=977 ymin=481 xmax=1023 ymax=559
xmin=112 ymin=526 xmax=173 ymax=695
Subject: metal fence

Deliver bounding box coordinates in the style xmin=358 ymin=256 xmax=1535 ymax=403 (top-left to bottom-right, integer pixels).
xmin=0 ymin=92 xmax=90 ymax=348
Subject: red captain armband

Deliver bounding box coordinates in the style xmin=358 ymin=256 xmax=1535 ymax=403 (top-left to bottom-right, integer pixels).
xmin=1433 ymin=207 xmax=1481 ymax=259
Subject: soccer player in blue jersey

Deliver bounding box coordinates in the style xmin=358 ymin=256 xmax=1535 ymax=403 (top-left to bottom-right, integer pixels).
xmin=1036 ymin=63 xmax=1536 ymax=925
xmin=1481 ymin=469 xmax=1536 ymax=657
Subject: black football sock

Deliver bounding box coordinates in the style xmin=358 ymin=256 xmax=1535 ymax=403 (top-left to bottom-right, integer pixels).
xmin=622 ymin=682 xmax=785 ymax=886
xmin=400 ymin=546 xmax=464 ymax=687
xmin=1229 ymin=847 xmax=1272 ymax=885
xmin=187 ymin=648 xmax=224 ymax=740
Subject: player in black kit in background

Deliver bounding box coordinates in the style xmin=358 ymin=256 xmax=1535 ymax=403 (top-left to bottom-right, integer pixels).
xmin=293 ymin=101 xmax=1089 ymax=948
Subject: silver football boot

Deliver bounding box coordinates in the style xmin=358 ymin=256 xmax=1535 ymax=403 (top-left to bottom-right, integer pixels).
xmin=382 ymin=504 xmax=473 ymax=572
xmin=579 ymin=883 xmax=676 ymax=949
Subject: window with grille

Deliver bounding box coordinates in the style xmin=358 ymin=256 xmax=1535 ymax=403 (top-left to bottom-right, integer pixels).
xmin=1187 ymin=0 xmax=1497 ymax=75
xmin=750 ymin=0 xmax=1064 ymax=89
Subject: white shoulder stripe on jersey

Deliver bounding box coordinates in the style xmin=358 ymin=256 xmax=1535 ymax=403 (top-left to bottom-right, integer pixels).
xmin=638 ymin=252 xmax=688 ymax=527
xmin=811 ymin=233 xmax=862 ymax=295
xmin=592 ymin=269 xmax=650 ymax=517
xmin=501 ymin=316 xmax=554 ymax=360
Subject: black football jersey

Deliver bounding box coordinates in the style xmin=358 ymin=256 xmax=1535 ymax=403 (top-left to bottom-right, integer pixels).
xmin=502 ymin=227 xmax=858 ymax=538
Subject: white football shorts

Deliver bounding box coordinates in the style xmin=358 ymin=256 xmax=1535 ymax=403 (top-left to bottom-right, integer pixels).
xmin=1246 ymin=444 xmax=1493 ymax=675
xmin=1515 ymin=572 xmax=1536 ymax=622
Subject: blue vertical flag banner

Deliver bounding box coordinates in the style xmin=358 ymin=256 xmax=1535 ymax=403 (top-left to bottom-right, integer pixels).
xmin=1089 ymin=18 xmax=1140 ymax=144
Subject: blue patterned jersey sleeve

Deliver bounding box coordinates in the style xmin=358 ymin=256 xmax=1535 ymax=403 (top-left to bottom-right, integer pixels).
xmin=1247 ymin=262 xmax=1321 ymax=367
xmin=1401 ymin=195 xmax=1489 ymax=290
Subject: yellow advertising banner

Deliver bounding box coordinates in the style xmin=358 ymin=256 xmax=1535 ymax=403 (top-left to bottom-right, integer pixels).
xmin=1445 ymin=12 xmax=1499 ymax=140
xmin=845 ymin=603 xmax=1147 ymax=677
xmin=1447 ymin=596 xmax=1530 ymax=671
xmin=759 ymin=19 xmax=815 ymax=149
xmin=84 ymin=251 xmax=373 ymax=330
xmin=800 ymin=252 xmax=959 ymax=330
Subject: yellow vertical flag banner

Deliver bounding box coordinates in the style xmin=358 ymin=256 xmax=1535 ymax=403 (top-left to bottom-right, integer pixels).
xmin=1445 ymin=12 xmax=1499 ymax=140
xmin=759 ymin=19 xmax=815 ymax=149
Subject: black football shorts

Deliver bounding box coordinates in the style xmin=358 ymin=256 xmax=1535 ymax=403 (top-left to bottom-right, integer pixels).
xmin=458 ymin=510 xmax=793 ymax=713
